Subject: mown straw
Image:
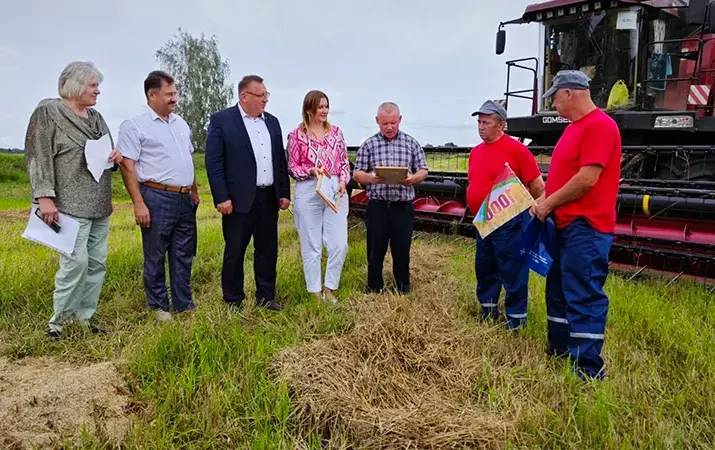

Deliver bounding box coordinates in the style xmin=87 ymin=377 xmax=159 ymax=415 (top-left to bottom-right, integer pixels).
xmin=274 ymin=245 xmax=553 ymax=449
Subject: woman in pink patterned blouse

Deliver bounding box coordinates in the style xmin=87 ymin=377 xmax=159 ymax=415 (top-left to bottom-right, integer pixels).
xmin=287 ymin=90 xmax=351 ymax=303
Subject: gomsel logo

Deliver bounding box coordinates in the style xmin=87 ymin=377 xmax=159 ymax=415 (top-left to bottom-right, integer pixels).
xmin=485 ymin=188 xmax=517 ymax=221
xmin=542 ymin=116 xmax=570 ymax=124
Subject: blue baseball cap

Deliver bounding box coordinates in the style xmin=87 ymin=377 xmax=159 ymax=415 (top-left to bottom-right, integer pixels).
xmin=542 ymin=70 xmax=591 ymax=98
xmin=471 ymin=100 xmax=507 ymax=120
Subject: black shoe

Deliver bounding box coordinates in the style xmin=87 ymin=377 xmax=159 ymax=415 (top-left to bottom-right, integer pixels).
xmin=87 ymin=324 xmax=107 ymax=335
xmin=226 ymin=301 xmax=243 ymax=311
xmin=175 ymin=304 xmax=197 ymax=314
xmin=47 ymin=330 xmax=62 ymax=341
xmin=257 ymin=299 xmax=284 ymax=311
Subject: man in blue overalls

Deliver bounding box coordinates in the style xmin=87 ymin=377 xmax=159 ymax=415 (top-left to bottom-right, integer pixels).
xmin=533 ymin=71 xmax=622 ymax=379
xmin=467 ymin=101 xmax=544 ymax=330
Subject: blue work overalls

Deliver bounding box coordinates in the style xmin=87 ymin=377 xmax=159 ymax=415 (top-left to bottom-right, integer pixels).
xmin=545 ymin=217 xmax=613 ymax=379
xmin=475 ymin=210 xmax=530 ymax=330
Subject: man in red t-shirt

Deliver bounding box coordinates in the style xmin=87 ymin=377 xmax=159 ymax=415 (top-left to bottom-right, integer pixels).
xmin=467 ymin=100 xmax=544 ymax=330
xmin=533 ymin=70 xmax=621 ymax=380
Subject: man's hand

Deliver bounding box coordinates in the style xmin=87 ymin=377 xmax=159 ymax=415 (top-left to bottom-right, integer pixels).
xmin=534 ymin=197 xmax=554 ymax=222
xmin=398 ymin=174 xmax=417 ymax=187
xmin=529 ymin=194 xmax=545 ymax=217
xmin=216 ymin=200 xmax=233 ymax=215
xmin=38 ymin=197 xmax=59 ymax=226
xmin=108 ymin=149 xmax=123 ymax=165
xmin=338 ymin=181 xmax=346 ymax=197
xmin=191 ymin=189 xmax=200 ymax=207
xmin=134 ymin=202 xmax=151 ymax=228
xmin=279 ymin=198 xmax=291 ymax=210
xmin=354 ymin=170 xmax=384 ymax=186
xmin=367 ymin=173 xmax=385 ymax=184
xmin=398 ymin=168 xmax=427 ymax=187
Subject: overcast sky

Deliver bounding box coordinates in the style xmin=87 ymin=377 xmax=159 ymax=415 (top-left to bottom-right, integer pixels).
xmin=1 ymin=0 xmax=540 ymax=149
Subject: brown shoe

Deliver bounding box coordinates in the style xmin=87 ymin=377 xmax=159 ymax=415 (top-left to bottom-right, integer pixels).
xmin=323 ymin=290 xmax=338 ymax=304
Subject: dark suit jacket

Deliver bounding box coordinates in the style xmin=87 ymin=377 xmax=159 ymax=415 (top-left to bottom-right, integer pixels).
xmin=205 ymin=105 xmax=291 ymax=213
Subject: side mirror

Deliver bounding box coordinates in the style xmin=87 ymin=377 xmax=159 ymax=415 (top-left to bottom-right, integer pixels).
xmin=496 ymin=29 xmax=506 ymax=55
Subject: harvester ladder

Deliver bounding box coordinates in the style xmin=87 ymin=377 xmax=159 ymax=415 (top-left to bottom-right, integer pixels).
xmin=503 ymin=57 xmax=539 ymax=115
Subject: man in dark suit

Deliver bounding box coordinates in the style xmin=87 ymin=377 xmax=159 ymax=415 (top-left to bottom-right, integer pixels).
xmin=205 ymin=74 xmax=291 ymax=311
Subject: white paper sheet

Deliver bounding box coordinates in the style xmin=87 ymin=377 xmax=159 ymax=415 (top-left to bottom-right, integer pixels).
xmin=616 ymin=11 xmax=638 ymax=30
xmin=84 ymin=134 xmax=113 ymax=182
xmin=21 ymin=205 xmax=81 ymax=256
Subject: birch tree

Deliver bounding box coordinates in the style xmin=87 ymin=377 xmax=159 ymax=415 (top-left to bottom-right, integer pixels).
xmin=156 ymin=28 xmax=234 ymax=153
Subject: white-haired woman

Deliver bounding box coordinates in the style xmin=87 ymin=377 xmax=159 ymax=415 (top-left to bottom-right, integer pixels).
xmin=24 ymin=61 xmax=123 ymax=340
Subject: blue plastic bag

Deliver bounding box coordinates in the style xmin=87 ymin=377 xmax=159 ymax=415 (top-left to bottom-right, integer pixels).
xmin=519 ymin=216 xmax=555 ymax=277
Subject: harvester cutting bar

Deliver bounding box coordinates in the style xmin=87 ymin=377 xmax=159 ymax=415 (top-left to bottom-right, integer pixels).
xmin=617 ymin=193 xmax=715 ymax=218
xmin=346 ymin=144 xmax=715 ymax=280
xmin=610 ymin=243 xmax=715 ymax=279
xmin=347 ymin=145 xmax=715 ymax=156
xmin=348 ymin=190 xmax=715 ymax=278
xmin=527 ymin=145 xmax=715 ymax=156
xmin=415 ymin=177 xmax=715 ymax=197
xmin=621 ymin=179 xmax=715 ymax=190
xmin=615 ymin=215 xmax=715 ymax=249
xmin=403 ymin=180 xmax=715 ymax=218
xmin=350 ymin=188 xmax=715 ymax=231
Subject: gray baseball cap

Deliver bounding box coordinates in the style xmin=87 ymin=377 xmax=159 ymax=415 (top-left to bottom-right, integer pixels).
xmin=543 ymin=70 xmax=591 ymax=98
xmin=471 ymin=100 xmax=507 ymax=120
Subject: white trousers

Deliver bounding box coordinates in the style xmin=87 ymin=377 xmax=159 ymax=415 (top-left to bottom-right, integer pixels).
xmin=293 ymin=179 xmax=349 ymax=293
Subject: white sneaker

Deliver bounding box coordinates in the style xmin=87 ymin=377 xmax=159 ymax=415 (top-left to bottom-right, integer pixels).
xmin=155 ymin=310 xmax=172 ymax=323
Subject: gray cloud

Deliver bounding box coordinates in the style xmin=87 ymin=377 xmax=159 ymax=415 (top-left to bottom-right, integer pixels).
xmin=0 ymin=0 xmax=540 ymax=148
xmin=0 ymin=46 xmax=18 ymax=55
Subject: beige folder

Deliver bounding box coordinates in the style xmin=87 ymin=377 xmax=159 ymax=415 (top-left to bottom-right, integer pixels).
xmin=375 ymin=166 xmax=408 ymax=185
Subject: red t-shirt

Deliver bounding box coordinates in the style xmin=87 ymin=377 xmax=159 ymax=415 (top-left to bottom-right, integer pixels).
xmin=545 ymin=109 xmax=621 ymax=233
xmin=466 ymin=135 xmax=541 ymax=214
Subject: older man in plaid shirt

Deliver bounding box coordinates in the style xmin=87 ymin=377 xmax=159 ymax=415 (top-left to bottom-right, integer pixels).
xmin=353 ymin=102 xmax=429 ymax=294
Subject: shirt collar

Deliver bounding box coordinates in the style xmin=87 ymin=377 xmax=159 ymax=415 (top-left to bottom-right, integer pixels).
xmin=238 ymin=103 xmax=265 ymax=120
xmin=147 ymin=104 xmax=176 ymax=123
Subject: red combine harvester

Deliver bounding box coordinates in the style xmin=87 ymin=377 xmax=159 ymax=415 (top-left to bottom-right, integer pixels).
xmin=348 ymin=0 xmax=715 ymax=282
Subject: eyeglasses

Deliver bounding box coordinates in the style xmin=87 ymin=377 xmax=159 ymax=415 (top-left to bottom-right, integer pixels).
xmin=245 ymin=91 xmax=270 ymax=99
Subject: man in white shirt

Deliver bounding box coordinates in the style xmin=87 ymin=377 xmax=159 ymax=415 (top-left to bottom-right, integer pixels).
xmin=117 ymin=70 xmax=200 ymax=322
xmin=205 ymin=74 xmax=291 ymax=311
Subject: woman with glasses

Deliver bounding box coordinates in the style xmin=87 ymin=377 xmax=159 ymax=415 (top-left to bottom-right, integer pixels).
xmin=287 ymin=90 xmax=351 ymax=303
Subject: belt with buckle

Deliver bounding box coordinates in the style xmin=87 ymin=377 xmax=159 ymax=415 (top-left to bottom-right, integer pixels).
xmin=142 ymin=181 xmax=192 ymax=194
xmin=373 ymin=199 xmax=410 ymax=207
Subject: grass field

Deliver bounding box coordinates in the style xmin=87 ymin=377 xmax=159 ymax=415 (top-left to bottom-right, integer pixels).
xmin=1 ymin=152 xmax=715 ymax=448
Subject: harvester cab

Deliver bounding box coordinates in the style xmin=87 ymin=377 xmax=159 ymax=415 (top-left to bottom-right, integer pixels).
xmin=495 ymin=0 xmax=715 ymax=179
xmin=497 ymin=0 xmax=715 ymax=115
xmin=347 ymin=0 xmax=715 ymax=282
